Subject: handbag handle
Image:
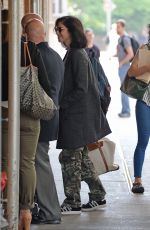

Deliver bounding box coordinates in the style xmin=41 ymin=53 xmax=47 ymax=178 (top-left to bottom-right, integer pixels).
xmin=87 ymin=141 xmax=109 ymax=172
xmin=24 ymin=42 xmax=32 ymax=66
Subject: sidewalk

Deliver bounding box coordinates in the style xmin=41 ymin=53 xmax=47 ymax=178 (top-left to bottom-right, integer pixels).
xmin=31 ymin=53 xmax=150 ymax=230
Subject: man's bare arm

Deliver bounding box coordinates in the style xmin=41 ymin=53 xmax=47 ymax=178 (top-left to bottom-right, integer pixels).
xmin=119 ymin=46 xmax=134 ymax=67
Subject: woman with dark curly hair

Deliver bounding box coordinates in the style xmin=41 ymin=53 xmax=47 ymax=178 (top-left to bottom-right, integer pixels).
xmin=54 ymin=16 xmax=111 ymax=215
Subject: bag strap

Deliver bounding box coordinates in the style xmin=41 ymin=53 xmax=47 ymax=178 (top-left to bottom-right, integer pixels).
xmin=98 ymin=144 xmax=109 ymax=172
xmin=120 ymin=35 xmax=128 ymax=53
xmin=87 ymin=141 xmax=103 ymax=151
xmin=87 ymin=141 xmax=109 ymax=172
xmin=24 ymin=42 xmax=32 ymax=66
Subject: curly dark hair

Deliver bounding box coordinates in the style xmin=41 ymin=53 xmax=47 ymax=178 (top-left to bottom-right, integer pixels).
xmin=55 ymin=16 xmax=87 ymax=48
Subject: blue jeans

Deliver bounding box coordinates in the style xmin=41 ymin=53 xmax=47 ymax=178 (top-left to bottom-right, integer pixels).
xmin=134 ymin=100 xmax=150 ymax=177
xmin=118 ymin=64 xmax=130 ymax=114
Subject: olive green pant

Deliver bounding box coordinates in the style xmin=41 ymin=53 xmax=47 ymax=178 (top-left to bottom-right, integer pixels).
xmin=2 ymin=108 xmax=40 ymax=210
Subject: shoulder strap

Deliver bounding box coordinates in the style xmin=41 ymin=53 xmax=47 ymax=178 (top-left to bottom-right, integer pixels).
xmin=24 ymin=42 xmax=32 ymax=66
xmin=120 ymin=35 xmax=128 ymax=53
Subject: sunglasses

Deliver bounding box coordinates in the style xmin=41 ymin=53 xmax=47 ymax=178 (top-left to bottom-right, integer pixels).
xmin=54 ymin=27 xmax=65 ymax=33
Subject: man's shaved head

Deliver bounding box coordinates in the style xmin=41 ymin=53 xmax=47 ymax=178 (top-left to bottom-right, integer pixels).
xmin=25 ymin=18 xmax=45 ymax=44
xmin=21 ymin=13 xmax=43 ymax=34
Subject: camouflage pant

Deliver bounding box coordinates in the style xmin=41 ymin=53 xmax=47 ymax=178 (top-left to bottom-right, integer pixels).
xmin=59 ymin=146 xmax=106 ymax=208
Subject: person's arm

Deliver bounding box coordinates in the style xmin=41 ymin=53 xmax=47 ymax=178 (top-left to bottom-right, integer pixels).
xmin=112 ymin=46 xmax=118 ymax=57
xmin=36 ymin=49 xmax=51 ymax=97
xmin=113 ymin=52 xmax=118 ymax=57
xmin=119 ymin=46 xmax=133 ymax=67
xmin=119 ymin=36 xmax=134 ymax=67
xmin=61 ymin=50 xmax=88 ymax=109
xmin=128 ymin=49 xmax=150 ymax=77
xmin=38 ymin=46 xmax=64 ymax=105
xmin=119 ymin=37 xmax=134 ymax=67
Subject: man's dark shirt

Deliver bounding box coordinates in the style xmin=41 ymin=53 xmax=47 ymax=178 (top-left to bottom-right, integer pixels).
xmin=37 ymin=42 xmax=64 ymax=142
xmin=85 ymin=44 xmax=100 ymax=59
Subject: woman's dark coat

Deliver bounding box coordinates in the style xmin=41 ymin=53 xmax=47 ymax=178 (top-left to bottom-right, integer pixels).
xmin=57 ymin=48 xmax=111 ymax=149
xmin=37 ymin=42 xmax=64 ymax=142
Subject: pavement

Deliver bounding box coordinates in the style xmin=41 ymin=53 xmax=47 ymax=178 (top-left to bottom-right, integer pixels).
xmin=31 ymin=52 xmax=150 ymax=230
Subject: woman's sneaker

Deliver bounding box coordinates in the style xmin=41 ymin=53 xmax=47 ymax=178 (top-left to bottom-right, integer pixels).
xmin=81 ymin=199 xmax=106 ymax=212
xmin=61 ymin=204 xmax=81 ymax=215
xmin=131 ymin=183 xmax=144 ymax=194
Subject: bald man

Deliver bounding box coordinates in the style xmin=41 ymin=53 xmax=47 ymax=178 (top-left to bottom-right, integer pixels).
xmin=21 ymin=13 xmax=43 ymax=36
xmin=25 ymin=19 xmax=64 ymax=225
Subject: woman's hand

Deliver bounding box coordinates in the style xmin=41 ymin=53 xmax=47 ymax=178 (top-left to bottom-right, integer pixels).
xmin=145 ymin=64 xmax=150 ymax=73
